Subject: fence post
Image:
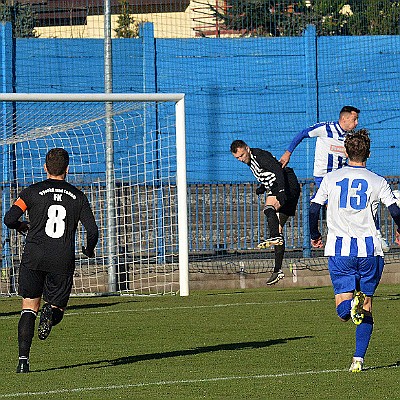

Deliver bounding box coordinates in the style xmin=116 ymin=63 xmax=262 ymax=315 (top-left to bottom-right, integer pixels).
xmin=141 ymin=22 xmax=156 ymax=93
xmin=303 ymin=24 xmax=318 ymax=179
xmin=302 ymin=181 xmax=311 ymax=257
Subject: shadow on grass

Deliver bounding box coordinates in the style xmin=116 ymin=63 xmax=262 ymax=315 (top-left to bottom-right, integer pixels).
xmin=35 ymin=336 xmax=313 ymax=372
xmin=375 ymin=293 xmax=400 ymax=301
xmin=365 ymin=361 xmax=400 ymax=371
xmin=67 ymin=302 xmax=131 ymax=311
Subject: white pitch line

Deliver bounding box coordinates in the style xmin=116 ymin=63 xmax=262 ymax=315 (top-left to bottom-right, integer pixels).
xmin=1 ymin=363 xmax=399 ymax=399
xmin=0 ymin=299 xmax=321 ymax=320
xmin=0 ymin=368 xmax=352 ymax=398
xmin=2 ymin=364 xmax=399 ymax=398
xmin=2 ymin=294 xmax=398 ymax=321
xmin=2 ymin=294 xmax=397 ymax=321
xmin=68 ymin=299 xmax=322 ymax=316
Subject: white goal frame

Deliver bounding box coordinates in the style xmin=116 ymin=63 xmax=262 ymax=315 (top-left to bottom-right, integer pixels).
xmin=0 ymin=93 xmax=189 ymax=297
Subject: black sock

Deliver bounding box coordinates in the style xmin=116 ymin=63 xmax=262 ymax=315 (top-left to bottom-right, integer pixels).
xmin=263 ymin=207 xmax=280 ymax=238
xmin=18 ymin=309 xmax=37 ymax=359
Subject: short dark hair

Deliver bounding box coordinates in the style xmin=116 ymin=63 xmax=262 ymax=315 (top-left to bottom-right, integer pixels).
xmin=230 ymin=139 xmax=248 ymax=153
xmin=45 ymin=148 xmax=69 ymax=176
xmin=340 ymin=105 xmax=360 ymax=115
xmin=344 ymin=128 xmax=370 ymax=162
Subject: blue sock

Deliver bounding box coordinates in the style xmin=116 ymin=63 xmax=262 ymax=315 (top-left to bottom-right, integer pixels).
xmin=336 ymin=299 xmax=352 ymax=320
xmin=354 ymin=315 xmax=374 ymax=358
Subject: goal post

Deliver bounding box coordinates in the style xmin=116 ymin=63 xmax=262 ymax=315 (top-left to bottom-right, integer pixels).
xmin=0 ymin=93 xmax=189 ymax=297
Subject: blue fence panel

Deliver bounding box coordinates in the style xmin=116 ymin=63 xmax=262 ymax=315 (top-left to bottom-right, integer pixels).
xmin=0 ymin=25 xmax=398 ymax=183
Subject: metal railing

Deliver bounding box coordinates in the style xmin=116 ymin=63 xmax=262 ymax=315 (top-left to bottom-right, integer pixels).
xmin=187 ymin=179 xmax=400 ymax=258
xmin=1 ymin=179 xmax=399 ymax=280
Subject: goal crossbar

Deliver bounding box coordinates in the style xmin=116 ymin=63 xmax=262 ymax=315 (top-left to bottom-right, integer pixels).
xmin=0 ymin=93 xmax=185 ymax=103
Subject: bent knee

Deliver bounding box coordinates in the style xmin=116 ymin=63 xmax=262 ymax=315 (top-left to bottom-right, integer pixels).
xmin=336 ymin=299 xmax=352 ymax=321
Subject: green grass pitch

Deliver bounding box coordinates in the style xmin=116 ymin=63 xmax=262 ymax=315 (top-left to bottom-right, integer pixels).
xmin=1 ymin=285 xmax=400 ymax=399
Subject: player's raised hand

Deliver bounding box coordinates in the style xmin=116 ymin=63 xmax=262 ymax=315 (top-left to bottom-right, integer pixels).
xmin=311 ymin=237 xmax=324 ymax=248
xmin=279 ymin=150 xmax=291 ymax=168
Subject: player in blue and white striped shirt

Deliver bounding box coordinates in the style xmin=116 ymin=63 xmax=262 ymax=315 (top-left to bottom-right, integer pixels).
xmin=309 ymin=129 xmax=400 ymax=372
xmin=280 ymin=106 xmax=360 ymax=187
xmin=281 ymin=106 xmax=389 ymax=250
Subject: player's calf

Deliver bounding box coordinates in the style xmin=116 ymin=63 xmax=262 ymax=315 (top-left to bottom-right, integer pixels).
xmin=17 ymin=309 xmax=37 ymax=373
xmin=263 ymin=205 xmax=280 ymax=238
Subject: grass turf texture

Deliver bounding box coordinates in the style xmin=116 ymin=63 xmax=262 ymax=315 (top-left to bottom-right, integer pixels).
xmin=1 ymin=285 xmax=400 ymax=399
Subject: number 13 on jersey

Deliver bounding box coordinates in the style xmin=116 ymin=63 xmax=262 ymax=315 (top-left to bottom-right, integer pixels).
xmin=336 ymin=178 xmax=368 ymax=210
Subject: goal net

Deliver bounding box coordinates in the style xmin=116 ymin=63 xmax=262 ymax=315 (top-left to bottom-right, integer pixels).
xmin=0 ymin=93 xmax=189 ymax=297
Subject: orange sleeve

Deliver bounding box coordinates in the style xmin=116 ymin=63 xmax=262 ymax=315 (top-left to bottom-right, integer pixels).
xmin=14 ymin=197 xmax=27 ymax=212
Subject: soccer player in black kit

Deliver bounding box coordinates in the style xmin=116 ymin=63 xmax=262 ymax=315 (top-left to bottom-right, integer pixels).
xmin=231 ymin=140 xmax=300 ymax=285
xmin=4 ymin=148 xmax=99 ymax=373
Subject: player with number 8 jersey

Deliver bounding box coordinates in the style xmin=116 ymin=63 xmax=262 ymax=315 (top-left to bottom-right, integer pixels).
xmin=4 ymin=148 xmax=99 ymax=373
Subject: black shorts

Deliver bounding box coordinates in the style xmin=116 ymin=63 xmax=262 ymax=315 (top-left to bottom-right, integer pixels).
xmin=18 ymin=263 xmax=74 ymax=309
xmin=279 ymin=167 xmax=300 ymax=217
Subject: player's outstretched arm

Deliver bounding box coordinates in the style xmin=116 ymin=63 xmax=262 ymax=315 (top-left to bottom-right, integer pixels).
xmin=279 ymin=150 xmax=291 ymax=168
xmin=280 ymin=129 xmax=310 ymax=167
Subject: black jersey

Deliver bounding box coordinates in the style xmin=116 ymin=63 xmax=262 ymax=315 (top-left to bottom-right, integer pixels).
xmin=249 ymin=148 xmax=300 ymax=216
xmin=249 ymin=148 xmax=297 ymax=194
xmin=5 ymin=178 xmax=98 ymax=274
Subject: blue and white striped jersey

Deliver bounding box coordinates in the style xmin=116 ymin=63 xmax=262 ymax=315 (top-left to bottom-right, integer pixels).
xmin=287 ymin=121 xmax=347 ymax=179
xmin=312 ymin=165 xmax=397 ymax=257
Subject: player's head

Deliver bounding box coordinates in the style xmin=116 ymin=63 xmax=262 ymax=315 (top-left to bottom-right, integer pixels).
xmin=339 ymin=105 xmax=360 ymax=132
xmin=45 ymin=148 xmax=70 ymax=177
xmin=230 ymin=140 xmax=251 ymax=165
xmin=344 ymin=128 xmax=370 ymax=163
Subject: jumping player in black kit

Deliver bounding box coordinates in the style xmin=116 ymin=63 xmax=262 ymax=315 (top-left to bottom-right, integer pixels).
xmin=230 ymin=140 xmax=300 ymax=285
xmin=4 ymin=148 xmax=99 ymax=373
